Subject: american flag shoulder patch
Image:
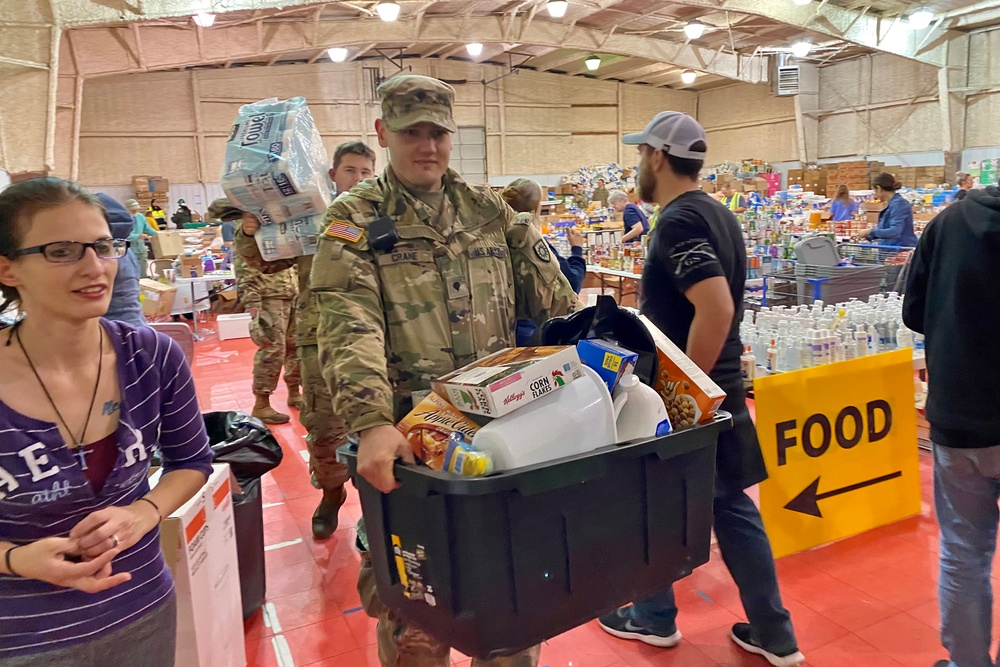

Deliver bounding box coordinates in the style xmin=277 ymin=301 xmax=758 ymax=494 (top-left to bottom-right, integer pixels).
xmin=324 ymin=221 xmax=365 ymax=243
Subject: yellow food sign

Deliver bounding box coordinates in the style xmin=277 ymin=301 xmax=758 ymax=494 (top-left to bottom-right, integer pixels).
xmin=755 ymin=349 xmax=921 ymax=558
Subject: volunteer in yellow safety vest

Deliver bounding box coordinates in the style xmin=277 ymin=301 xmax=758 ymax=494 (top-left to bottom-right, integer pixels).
xmin=719 ymin=183 xmax=747 ymax=213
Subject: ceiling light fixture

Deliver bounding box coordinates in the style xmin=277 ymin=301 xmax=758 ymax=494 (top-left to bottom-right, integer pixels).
xmin=547 ymin=1 xmax=569 ymax=18
xmin=328 ymin=47 xmax=349 ymax=62
xmin=375 ymin=2 xmax=401 ymax=22
xmin=792 ymin=0 xmax=813 ymax=6
xmin=909 ymin=7 xmax=934 ymax=29
xmin=681 ymin=70 xmax=698 ymax=85
xmin=193 ymin=11 xmax=215 ymax=27
xmin=584 ymin=55 xmax=601 ymax=71
xmin=791 ymin=40 xmax=812 ymax=58
xmin=683 ymin=20 xmax=706 ymax=40
xmin=466 ymin=43 xmax=484 ymax=57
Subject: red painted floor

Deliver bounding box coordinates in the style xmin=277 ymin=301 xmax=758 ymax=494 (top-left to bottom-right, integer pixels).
xmin=188 ymin=321 xmax=953 ymax=667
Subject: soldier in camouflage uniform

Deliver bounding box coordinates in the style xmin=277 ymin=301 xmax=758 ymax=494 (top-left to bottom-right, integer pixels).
xmin=309 ymin=74 xmax=579 ymax=667
xmin=232 ymin=250 xmax=301 ymax=424
xmin=572 ymin=184 xmax=590 ymax=210
xmin=229 ymin=141 xmax=377 ymax=540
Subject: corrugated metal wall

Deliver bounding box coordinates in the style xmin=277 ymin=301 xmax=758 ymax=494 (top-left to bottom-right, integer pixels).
xmin=966 ymin=29 xmax=1000 ymax=149
xmin=76 ymin=59 xmax=697 ymax=186
xmin=698 ymin=83 xmax=798 ymax=164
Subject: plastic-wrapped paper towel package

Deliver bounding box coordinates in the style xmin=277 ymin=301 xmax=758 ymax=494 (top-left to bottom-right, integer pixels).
xmin=220 ymin=97 xmax=333 ymax=261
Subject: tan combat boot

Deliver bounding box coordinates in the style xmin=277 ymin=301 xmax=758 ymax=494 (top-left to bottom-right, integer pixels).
xmin=251 ymin=393 xmax=290 ymax=424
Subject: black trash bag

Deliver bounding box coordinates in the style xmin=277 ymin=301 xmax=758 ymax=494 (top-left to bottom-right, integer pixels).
xmin=204 ymin=411 xmax=283 ymax=487
xmin=537 ymin=295 xmax=659 ymax=386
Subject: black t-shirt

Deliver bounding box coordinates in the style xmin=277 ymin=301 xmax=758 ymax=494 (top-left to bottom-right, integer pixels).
xmin=640 ymin=190 xmax=746 ymax=378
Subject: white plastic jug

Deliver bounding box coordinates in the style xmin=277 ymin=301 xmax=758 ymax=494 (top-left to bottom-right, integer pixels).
xmin=471 ymin=365 xmax=618 ymax=471
xmin=613 ymin=375 xmax=669 ymax=442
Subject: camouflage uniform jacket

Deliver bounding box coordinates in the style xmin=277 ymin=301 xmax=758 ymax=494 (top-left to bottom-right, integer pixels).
xmin=233 ymin=222 xmax=318 ymax=345
xmin=232 ymin=251 xmax=298 ymax=310
xmin=311 ymin=167 xmax=580 ymax=435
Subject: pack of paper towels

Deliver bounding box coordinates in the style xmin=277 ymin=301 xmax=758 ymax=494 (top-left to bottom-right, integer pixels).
xmin=220 ymin=97 xmax=333 ymax=260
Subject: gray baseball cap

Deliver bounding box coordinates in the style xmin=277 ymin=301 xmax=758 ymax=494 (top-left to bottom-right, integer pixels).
xmin=623 ymin=111 xmax=708 ymax=160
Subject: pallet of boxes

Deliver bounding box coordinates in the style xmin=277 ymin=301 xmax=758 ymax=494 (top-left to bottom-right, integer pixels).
xmin=133 ymin=175 xmax=184 ymax=260
xmin=824 ymin=161 xmax=884 ymax=196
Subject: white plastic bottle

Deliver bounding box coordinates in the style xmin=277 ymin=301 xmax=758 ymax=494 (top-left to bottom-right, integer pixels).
xmin=741 ymin=346 xmax=757 ymax=385
xmin=855 ymin=330 xmax=868 ymax=358
xmin=767 ymin=339 xmax=778 ymax=373
xmin=897 ymin=325 xmax=913 ymax=349
xmin=811 ymin=330 xmax=825 ymax=366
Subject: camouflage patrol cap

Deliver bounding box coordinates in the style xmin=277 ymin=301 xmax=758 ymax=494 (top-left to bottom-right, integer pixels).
xmin=377 ymin=74 xmax=457 ymax=133
xmin=207 ymin=198 xmax=243 ymax=222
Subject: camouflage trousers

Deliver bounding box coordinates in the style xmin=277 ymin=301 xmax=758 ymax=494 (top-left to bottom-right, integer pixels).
xmin=250 ymin=298 xmax=300 ymax=395
xmin=358 ymin=553 xmax=541 ymax=667
xmin=298 ymin=344 xmax=349 ymax=490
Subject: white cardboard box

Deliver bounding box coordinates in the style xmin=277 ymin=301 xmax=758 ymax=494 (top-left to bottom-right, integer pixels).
xmin=217 ymin=313 xmax=252 ymax=341
xmin=157 ymin=464 xmax=246 ymax=667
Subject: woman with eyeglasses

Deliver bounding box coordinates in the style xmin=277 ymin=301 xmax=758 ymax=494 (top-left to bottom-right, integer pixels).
xmin=0 ymin=178 xmax=213 ymax=666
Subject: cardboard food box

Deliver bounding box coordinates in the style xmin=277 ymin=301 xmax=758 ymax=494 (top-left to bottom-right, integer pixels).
xmin=149 ymin=177 xmax=170 ymax=193
xmin=431 ymin=346 xmax=584 ymax=418
xmin=398 ymin=392 xmax=482 ymax=470
xmin=139 ymin=279 xmax=177 ymax=317
xmin=132 ymin=176 xmax=153 ymax=193
xmin=156 ymin=464 xmax=246 ymax=667
xmin=151 ymin=230 xmax=184 ymax=259
xmin=576 ymin=339 xmax=638 ymax=394
xmin=180 ymin=255 xmax=205 ymax=278
xmin=638 ymin=315 xmax=726 ymax=429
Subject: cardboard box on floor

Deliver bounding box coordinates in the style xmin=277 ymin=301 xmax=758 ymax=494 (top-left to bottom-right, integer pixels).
xmin=155 ymin=464 xmax=246 ymax=667
xmin=139 ymin=279 xmax=177 ymax=317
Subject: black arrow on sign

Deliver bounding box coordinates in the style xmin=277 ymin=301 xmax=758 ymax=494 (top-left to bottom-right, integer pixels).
xmin=784 ymin=471 xmax=904 ymax=518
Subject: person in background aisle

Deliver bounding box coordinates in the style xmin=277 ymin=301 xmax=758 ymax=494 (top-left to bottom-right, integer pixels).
xmin=719 ymin=182 xmax=747 ymax=213
xmin=310 ymin=74 xmax=579 ymax=667
xmin=170 ymin=200 xmax=192 ymax=230
xmin=828 ymin=185 xmax=858 ymax=222
xmin=234 ymin=139 xmax=376 ymax=540
xmin=573 ymin=183 xmax=590 ymax=210
xmin=954 ymin=171 xmax=974 ymax=201
xmin=610 ymin=190 xmax=650 ymax=243
xmin=592 ymin=178 xmax=610 ymax=207
xmin=125 ymin=199 xmax=157 ymax=279
xmin=0 ymin=177 xmax=214 ymax=667
xmin=902 ymin=181 xmax=1000 ymax=667
xmin=866 ymin=173 xmax=918 ymax=247
xmin=234 ymin=254 xmax=301 ymax=425
xmin=500 ymin=178 xmax=587 ymax=345
xmin=147 ymin=200 xmax=166 ymax=231
xmin=599 ymin=112 xmax=804 ymax=667
xmin=96 ymin=194 xmax=146 ymax=329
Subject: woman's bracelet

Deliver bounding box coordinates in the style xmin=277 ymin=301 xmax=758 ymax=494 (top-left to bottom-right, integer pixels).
xmin=136 ymin=497 xmax=162 ymax=520
xmin=4 ymin=545 xmax=21 ymax=577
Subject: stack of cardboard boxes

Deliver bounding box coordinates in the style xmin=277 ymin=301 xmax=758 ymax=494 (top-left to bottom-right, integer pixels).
xmin=789 ymin=161 xmax=950 ymax=193
xmin=132 ymin=175 xmax=170 ymax=217
xmin=824 ymin=161 xmax=884 ymax=195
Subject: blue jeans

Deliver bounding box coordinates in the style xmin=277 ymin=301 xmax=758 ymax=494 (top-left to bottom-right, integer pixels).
xmin=629 ymin=489 xmax=797 ymax=651
xmin=935 ymin=443 xmax=1000 ymax=667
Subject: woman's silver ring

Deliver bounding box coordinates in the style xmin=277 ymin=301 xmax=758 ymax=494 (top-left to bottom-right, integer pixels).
xmin=111 ymin=535 xmax=120 ymax=548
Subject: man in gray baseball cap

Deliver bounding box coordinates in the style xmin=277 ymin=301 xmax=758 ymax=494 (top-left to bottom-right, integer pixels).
xmin=599 ymin=112 xmax=805 ymax=667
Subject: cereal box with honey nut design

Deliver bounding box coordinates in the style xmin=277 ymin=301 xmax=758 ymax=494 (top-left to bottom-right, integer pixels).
xmin=638 ymin=314 xmax=726 ymax=428
xmin=430 ymin=346 xmax=584 ymax=419
xmin=397 ymin=392 xmax=481 ymax=470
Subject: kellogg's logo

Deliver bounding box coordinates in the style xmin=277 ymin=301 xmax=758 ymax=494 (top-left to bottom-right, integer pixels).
xmin=551 ymin=369 xmax=565 ymax=387
xmin=502 ymin=391 xmax=525 ymax=406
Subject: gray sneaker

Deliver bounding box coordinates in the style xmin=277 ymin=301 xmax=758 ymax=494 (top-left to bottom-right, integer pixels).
xmin=597 ymin=607 xmax=682 ymax=648
xmin=730 ymin=623 xmax=805 ymax=667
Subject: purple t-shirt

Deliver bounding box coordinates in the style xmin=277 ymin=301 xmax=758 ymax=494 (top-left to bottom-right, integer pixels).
xmin=0 ymin=319 xmax=214 ymax=658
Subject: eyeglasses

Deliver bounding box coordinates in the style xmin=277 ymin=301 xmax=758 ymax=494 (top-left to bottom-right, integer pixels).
xmin=13 ymin=239 xmax=128 ymax=263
